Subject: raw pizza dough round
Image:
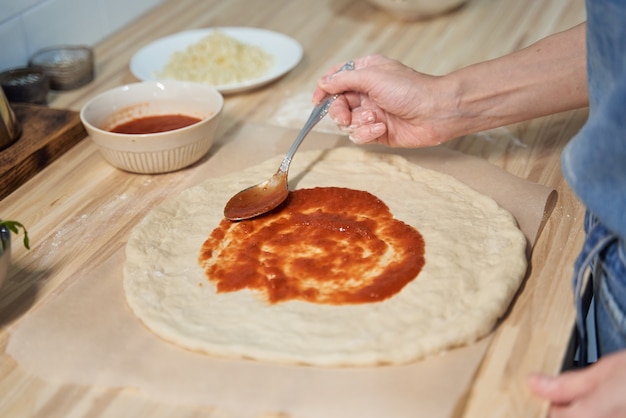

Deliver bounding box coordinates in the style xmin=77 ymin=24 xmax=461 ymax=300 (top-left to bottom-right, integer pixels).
xmin=123 ymin=148 xmax=527 ymax=366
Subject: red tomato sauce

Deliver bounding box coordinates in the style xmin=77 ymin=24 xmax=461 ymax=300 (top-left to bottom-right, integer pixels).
xmin=199 ymin=187 xmax=426 ymax=305
xmin=110 ymin=114 xmax=202 ymax=134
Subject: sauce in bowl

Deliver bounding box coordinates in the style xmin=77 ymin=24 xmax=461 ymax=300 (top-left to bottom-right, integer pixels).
xmin=110 ymin=114 xmax=202 ymax=134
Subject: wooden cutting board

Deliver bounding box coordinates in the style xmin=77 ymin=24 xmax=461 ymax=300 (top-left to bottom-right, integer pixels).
xmin=0 ymin=103 xmax=86 ymax=200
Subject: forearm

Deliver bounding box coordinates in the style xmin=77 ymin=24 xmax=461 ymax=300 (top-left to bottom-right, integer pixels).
xmin=445 ymin=23 xmax=588 ymax=138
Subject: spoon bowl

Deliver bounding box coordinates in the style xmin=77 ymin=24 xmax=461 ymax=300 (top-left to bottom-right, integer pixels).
xmin=224 ymin=61 xmax=354 ymax=221
xmin=223 ymin=170 xmax=288 ymax=220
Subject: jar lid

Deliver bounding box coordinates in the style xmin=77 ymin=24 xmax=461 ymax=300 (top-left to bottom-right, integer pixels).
xmin=29 ymin=45 xmax=94 ymax=90
xmin=0 ymin=66 xmax=49 ymax=104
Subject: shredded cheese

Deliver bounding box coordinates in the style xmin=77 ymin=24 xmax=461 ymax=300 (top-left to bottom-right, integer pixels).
xmin=156 ymin=31 xmax=273 ymax=85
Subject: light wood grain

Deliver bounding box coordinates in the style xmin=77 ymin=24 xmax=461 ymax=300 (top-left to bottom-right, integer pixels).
xmin=0 ymin=0 xmax=587 ymax=416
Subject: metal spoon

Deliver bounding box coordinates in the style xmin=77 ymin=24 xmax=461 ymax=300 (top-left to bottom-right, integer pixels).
xmin=223 ymin=60 xmax=354 ymax=221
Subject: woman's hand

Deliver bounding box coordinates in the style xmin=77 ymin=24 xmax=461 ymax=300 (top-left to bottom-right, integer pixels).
xmin=528 ymin=350 xmax=626 ymax=417
xmin=314 ymin=25 xmax=587 ymax=149
xmin=314 ymin=55 xmax=459 ymax=148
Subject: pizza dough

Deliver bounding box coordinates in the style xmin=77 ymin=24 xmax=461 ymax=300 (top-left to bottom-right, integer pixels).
xmin=123 ymin=147 xmax=527 ymax=366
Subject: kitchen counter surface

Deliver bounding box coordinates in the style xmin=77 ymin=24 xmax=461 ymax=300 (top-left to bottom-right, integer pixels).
xmin=0 ymin=0 xmax=587 ymax=417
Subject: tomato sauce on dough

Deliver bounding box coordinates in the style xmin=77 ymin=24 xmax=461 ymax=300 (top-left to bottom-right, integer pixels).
xmin=110 ymin=114 xmax=202 ymax=134
xmin=199 ymin=187 xmax=425 ymax=305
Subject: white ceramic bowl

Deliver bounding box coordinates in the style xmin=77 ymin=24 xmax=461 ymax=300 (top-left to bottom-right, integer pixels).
xmin=365 ymin=0 xmax=467 ymax=20
xmin=80 ymin=80 xmax=223 ymax=174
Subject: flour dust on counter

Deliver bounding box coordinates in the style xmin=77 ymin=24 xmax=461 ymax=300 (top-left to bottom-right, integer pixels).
xmin=123 ymin=148 xmax=528 ymax=367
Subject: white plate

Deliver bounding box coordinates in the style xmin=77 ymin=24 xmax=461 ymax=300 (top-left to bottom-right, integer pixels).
xmin=130 ymin=27 xmax=303 ymax=94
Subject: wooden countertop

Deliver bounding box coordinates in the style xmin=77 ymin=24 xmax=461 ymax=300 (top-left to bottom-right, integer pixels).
xmin=0 ymin=0 xmax=587 ymax=416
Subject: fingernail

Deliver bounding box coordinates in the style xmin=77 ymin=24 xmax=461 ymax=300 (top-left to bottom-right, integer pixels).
xmin=331 ymin=115 xmax=350 ymax=127
xmin=359 ymin=110 xmax=375 ymax=124
xmin=338 ymin=124 xmax=355 ymax=133
xmin=348 ymin=134 xmax=365 ymax=144
xmin=370 ymin=123 xmax=385 ymax=135
xmin=529 ymin=373 xmax=553 ymax=389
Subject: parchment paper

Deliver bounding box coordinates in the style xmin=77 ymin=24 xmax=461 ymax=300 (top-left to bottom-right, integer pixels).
xmin=6 ymin=123 xmax=556 ymax=418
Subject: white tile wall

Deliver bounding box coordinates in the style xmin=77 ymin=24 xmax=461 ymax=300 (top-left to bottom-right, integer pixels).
xmin=0 ymin=0 xmax=165 ymax=72
xmin=0 ymin=0 xmax=41 ymax=23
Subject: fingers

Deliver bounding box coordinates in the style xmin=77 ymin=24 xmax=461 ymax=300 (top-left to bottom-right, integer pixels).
xmin=327 ymin=95 xmax=352 ymax=126
xmin=327 ymin=96 xmax=387 ymax=144
xmin=326 ymin=92 xmax=372 ymax=128
xmin=312 ymin=59 xmax=361 ymax=103
xmin=313 ymin=55 xmax=392 ymax=144
xmin=317 ymin=66 xmax=359 ymax=95
xmin=528 ymin=369 xmax=596 ymax=405
xmin=528 ymin=353 xmax=626 ymax=418
xmin=315 ymin=55 xmax=383 ymax=98
xmin=529 ymin=353 xmax=626 ymax=406
xmin=312 ymin=85 xmax=332 ymax=104
xmin=349 ymin=123 xmax=386 ymax=144
xmin=327 ymin=103 xmax=387 ymax=145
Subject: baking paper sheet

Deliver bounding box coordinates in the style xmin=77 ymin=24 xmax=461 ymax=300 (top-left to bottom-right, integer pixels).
xmin=6 ymin=123 xmax=556 ymax=418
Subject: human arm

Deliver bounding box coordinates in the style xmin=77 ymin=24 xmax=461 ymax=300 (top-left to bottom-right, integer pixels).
xmin=314 ymin=23 xmax=588 ymax=147
xmin=528 ymin=350 xmax=626 ymax=418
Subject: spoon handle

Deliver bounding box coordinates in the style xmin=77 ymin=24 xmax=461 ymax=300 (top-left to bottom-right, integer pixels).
xmin=278 ymin=60 xmax=355 ymax=173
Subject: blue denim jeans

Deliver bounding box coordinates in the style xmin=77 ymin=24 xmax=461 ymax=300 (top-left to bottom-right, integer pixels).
xmin=563 ymin=0 xmax=626 ymax=365
xmin=574 ymin=211 xmax=626 ymax=363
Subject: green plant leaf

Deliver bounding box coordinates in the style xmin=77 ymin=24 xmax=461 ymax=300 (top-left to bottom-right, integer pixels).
xmin=0 ymin=220 xmax=30 ymax=250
